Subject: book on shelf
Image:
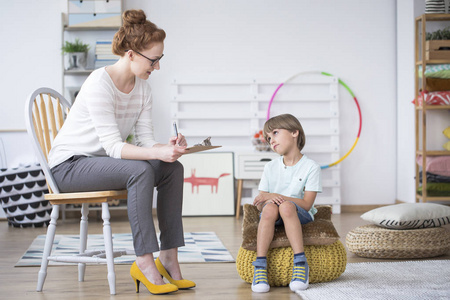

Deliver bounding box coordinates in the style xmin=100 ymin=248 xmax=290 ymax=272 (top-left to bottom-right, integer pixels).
xmin=94 ymin=40 xmax=119 ymax=69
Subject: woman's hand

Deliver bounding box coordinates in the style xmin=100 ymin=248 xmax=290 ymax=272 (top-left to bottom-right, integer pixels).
xmin=155 ymin=133 xmax=187 ymax=162
xmin=169 ymin=133 xmax=187 ymax=147
xmin=158 ymin=143 xmax=187 ymax=162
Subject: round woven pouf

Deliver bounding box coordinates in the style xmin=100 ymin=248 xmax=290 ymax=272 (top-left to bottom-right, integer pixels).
xmin=346 ymin=224 xmax=450 ymax=259
xmin=236 ymin=240 xmax=347 ymax=286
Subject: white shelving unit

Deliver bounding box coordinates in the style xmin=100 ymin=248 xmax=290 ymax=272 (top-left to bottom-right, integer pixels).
xmin=171 ymin=74 xmax=342 ymax=214
xmin=61 ymin=0 xmax=122 ymax=102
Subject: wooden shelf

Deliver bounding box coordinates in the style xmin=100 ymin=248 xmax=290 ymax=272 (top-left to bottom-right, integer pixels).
xmin=64 ymin=69 xmax=94 ymax=75
xmin=414 ymin=14 xmax=450 ymax=203
xmin=415 ymin=105 xmax=450 ymax=110
xmin=416 ymin=59 xmax=450 ymax=65
xmin=64 ymin=26 xmax=120 ymax=32
xmin=416 ymin=13 xmax=450 ymax=22
xmin=416 ymin=195 xmax=450 ymax=202
xmin=416 ymin=150 xmax=450 ymax=156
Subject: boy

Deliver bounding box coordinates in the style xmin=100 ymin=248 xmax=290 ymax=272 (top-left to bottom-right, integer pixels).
xmin=252 ymin=114 xmax=322 ymax=293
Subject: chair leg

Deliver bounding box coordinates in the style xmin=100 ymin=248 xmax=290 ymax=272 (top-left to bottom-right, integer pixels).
xmin=235 ymin=179 xmax=243 ymax=219
xmin=102 ymin=202 xmax=116 ymax=295
xmin=78 ymin=203 xmax=89 ymax=282
xmin=37 ymin=204 xmax=60 ymax=292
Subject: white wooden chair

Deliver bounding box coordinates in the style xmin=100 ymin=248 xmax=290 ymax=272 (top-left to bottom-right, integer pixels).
xmin=25 ymin=87 xmax=130 ymax=295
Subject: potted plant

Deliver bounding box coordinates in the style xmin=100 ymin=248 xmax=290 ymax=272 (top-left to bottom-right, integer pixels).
xmin=62 ymin=38 xmax=90 ymax=70
xmin=425 ymin=26 xmax=450 ymax=60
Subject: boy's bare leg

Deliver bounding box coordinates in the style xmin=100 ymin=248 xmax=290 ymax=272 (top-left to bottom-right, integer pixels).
xmin=279 ymin=201 xmax=304 ymax=253
xmin=256 ymin=203 xmax=279 ymax=256
xmin=279 ymin=202 xmax=309 ymax=291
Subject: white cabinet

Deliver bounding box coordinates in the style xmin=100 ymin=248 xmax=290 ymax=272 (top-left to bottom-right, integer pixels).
xmin=235 ymin=152 xmax=280 ymax=180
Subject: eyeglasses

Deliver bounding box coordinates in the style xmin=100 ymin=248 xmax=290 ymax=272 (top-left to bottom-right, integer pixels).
xmin=134 ymin=50 xmax=164 ymax=66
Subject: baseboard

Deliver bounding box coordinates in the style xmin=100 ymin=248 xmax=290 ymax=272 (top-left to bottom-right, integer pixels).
xmin=341 ymin=205 xmax=381 ymax=213
xmin=341 ymin=200 xmax=411 ymax=213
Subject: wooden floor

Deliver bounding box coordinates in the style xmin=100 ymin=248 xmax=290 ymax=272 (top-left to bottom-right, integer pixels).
xmin=1 ymin=211 xmax=449 ymax=300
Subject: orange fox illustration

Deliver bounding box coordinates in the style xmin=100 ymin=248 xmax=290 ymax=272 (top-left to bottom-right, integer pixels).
xmin=184 ymin=169 xmax=230 ymax=193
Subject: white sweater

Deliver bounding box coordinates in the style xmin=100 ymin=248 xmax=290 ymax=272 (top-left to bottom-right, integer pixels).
xmin=48 ymin=67 xmax=157 ymax=169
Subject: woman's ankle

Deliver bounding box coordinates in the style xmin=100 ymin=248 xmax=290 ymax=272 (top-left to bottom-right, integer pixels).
xmin=136 ymin=256 xmax=166 ymax=285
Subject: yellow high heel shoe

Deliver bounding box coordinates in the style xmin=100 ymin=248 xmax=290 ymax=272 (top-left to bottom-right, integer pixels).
xmin=130 ymin=261 xmax=178 ymax=294
xmin=155 ymin=257 xmax=196 ymax=289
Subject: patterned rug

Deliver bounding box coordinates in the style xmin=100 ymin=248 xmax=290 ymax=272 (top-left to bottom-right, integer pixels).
xmin=16 ymin=232 xmax=234 ymax=267
xmin=296 ymin=260 xmax=450 ymax=300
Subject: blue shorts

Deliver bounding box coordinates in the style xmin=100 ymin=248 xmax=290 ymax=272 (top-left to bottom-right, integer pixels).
xmin=260 ymin=201 xmax=313 ymax=226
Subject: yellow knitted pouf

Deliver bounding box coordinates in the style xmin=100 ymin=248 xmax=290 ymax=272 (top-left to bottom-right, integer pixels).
xmin=236 ymin=240 xmax=347 ymax=286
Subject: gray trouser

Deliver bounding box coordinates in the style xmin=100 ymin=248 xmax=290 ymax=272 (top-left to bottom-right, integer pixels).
xmin=51 ymin=155 xmax=185 ymax=256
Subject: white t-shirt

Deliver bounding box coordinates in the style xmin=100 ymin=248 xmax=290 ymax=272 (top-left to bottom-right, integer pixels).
xmin=48 ymin=67 xmax=157 ymax=168
xmin=258 ymin=155 xmax=322 ymax=219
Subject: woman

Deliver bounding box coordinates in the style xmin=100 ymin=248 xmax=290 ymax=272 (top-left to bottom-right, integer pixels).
xmin=48 ymin=9 xmax=195 ymax=295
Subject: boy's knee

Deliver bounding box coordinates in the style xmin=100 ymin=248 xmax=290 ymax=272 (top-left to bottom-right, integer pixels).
xmin=279 ymin=201 xmax=297 ymax=217
xmin=260 ymin=203 xmax=279 ymax=221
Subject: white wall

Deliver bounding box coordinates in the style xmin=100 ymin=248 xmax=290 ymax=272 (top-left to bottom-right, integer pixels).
xmin=0 ymin=0 xmax=411 ymax=206
xmin=127 ymin=0 xmax=399 ymax=206
xmin=396 ymin=0 xmax=416 ymax=204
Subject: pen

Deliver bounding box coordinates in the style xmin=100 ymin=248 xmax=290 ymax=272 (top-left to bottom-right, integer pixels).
xmin=173 ymin=122 xmax=178 ymax=137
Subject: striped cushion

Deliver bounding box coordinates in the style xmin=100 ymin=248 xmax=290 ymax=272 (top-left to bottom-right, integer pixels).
xmin=417 ymin=91 xmax=450 ymax=105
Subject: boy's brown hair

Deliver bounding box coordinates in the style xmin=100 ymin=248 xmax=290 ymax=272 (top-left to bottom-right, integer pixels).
xmin=263 ymin=114 xmax=306 ymax=151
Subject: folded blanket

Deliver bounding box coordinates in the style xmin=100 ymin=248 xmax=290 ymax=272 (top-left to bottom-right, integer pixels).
xmin=414 ymin=91 xmax=450 ymax=105
xmin=417 ymin=182 xmax=450 ymax=197
xmin=418 ymin=64 xmax=450 ymax=79
xmin=419 ymin=171 xmax=450 ymax=183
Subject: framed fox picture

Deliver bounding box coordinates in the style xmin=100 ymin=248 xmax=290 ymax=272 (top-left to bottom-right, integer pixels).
xmin=178 ymin=152 xmax=235 ymax=216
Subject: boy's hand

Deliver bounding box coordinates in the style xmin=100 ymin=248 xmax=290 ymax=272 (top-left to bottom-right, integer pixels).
xmin=270 ymin=195 xmax=285 ymax=206
xmin=253 ymin=193 xmax=268 ymax=206
xmin=253 ymin=193 xmax=285 ymax=210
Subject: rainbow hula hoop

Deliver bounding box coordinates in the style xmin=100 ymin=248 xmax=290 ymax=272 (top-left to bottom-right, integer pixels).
xmin=267 ymin=71 xmax=362 ymax=169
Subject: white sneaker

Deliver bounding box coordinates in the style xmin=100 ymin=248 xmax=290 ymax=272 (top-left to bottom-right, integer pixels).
xmin=289 ymin=264 xmax=309 ymax=291
xmin=252 ymin=268 xmax=270 ymax=293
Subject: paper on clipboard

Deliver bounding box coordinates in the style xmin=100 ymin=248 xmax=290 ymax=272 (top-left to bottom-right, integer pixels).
xmin=184 ymin=145 xmax=222 ymax=154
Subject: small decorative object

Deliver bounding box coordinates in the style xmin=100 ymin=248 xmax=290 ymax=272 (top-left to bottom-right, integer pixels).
xmin=425 ymin=26 xmax=450 ymax=60
xmin=252 ymin=130 xmax=271 ymax=151
xmin=62 ymin=38 xmax=90 ymax=70
xmin=425 ymin=0 xmax=447 ymax=14
xmin=425 ymin=0 xmax=446 ymax=14
xmin=193 ymin=136 xmax=212 ymax=146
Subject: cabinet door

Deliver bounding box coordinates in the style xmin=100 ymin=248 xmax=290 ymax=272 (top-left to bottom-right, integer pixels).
xmin=68 ymin=0 xmax=121 ymax=27
xmin=236 ymin=153 xmax=279 ymax=180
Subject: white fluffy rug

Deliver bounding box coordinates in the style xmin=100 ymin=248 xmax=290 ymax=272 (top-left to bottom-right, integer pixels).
xmin=296 ymin=260 xmax=450 ymax=300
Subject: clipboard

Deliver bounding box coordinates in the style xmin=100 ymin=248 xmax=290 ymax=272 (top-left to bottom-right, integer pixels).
xmin=184 ymin=145 xmax=222 ymax=154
